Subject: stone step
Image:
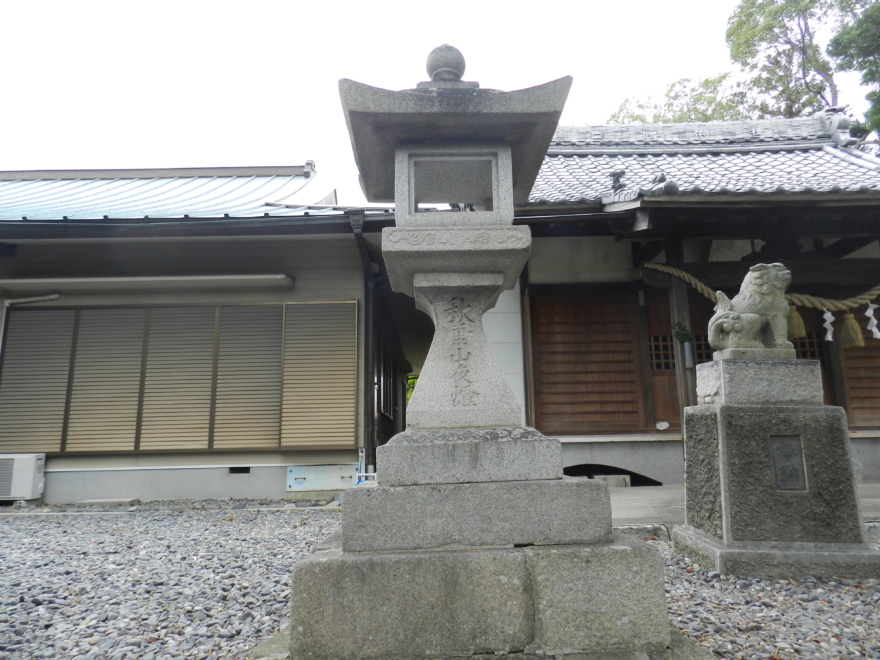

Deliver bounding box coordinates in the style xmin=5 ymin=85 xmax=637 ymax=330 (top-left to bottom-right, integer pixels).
xmin=377 ymin=426 xmax=562 ymax=486
xmin=342 ymin=476 xmax=611 ymax=552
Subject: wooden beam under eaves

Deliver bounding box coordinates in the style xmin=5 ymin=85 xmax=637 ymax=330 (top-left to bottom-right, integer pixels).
xmin=632 ymin=240 xmax=665 ymax=267
xmin=820 ymin=236 xmax=878 ymax=259
xmin=681 ymin=259 xmax=880 ymax=289
xmin=633 ymin=208 xmax=652 ymax=232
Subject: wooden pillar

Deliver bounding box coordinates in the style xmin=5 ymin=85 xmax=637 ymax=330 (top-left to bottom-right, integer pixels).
xmin=666 ymin=238 xmax=697 ymax=411
xmin=519 ymin=266 xmax=537 ymax=428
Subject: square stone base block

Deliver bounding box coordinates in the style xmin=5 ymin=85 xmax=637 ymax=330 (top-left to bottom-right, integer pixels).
xmin=289 ymin=533 xmax=670 ymax=660
xmin=341 ymin=477 xmax=611 ymax=552
xmin=696 ymin=359 xmax=822 ymax=405
xmin=683 ymin=404 xmax=863 ymax=545
xmin=377 ymin=426 xmax=561 ymax=486
xmin=673 ymin=525 xmax=880 ymax=579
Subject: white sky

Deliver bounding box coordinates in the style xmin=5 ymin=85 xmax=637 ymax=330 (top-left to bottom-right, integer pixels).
xmin=0 ymin=0 xmax=871 ymax=205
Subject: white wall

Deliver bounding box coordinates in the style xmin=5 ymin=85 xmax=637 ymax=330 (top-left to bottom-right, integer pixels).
xmin=484 ymin=283 xmax=526 ymax=425
xmin=529 ymin=236 xmax=632 ymax=284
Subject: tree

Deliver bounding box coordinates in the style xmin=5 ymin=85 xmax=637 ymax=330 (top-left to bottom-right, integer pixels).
xmin=608 ymin=0 xmax=872 ymax=124
xmin=725 ymin=0 xmax=849 ymax=110
xmin=608 ymin=75 xmax=752 ymax=124
xmin=829 ymin=2 xmax=880 ymax=132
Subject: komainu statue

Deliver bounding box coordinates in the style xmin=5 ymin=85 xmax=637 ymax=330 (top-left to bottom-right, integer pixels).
xmin=708 ymin=263 xmax=794 ymax=351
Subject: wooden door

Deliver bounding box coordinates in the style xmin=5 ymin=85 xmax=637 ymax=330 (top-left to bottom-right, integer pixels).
xmin=531 ymin=292 xmax=647 ymax=434
xmin=840 ymin=310 xmax=880 ymax=426
xmin=645 ymin=289 xmax=680 ymax=429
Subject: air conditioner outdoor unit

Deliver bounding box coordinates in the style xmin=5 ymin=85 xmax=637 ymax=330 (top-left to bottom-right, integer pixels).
xmin=0 ymin=453 xmax=46 ymax=500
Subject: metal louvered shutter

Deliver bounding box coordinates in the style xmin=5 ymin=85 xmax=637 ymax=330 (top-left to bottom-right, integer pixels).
xmin=66 ymin=309 xmax=145 ymax=452
xmin=281 ymin=302 xmax=357 ymax=449
xmin=0 ymin=310 xmax=75 ymax=452
xmin=139 ymin=307 xmax=216 ymax=451
xmin=213 ymin=305 xmax=282 ymax=449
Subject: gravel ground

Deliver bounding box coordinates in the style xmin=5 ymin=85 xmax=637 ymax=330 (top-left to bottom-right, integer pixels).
xmin=1 ymin=502 xmax=879 ymax=660
xmin=0 ymin=500 xmax=340 ymax=660
xmin=652 ymin=533 xmax=880 ymax=660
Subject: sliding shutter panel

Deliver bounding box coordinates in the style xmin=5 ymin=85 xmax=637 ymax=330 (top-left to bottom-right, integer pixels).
xmin=841 ymin=321 xmax=880 ymax=426
xmin=139 ymin=307 xmax=216 ymax=451
xmin=66 ymin=308 xmax=145 ymax=451
xmin=531 ymin=294 xmax=645 ymax=434
xmin=213 ymin=305 xmax=282 ymax=449
xmin=0 ymin=309 xmax=75 ymax=452
xmin=281 ymin=303 xmax=357 ymax=449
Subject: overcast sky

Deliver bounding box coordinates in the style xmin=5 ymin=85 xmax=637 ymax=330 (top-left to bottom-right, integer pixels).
xmin=0 ymin=0 xmax=870 ymax=204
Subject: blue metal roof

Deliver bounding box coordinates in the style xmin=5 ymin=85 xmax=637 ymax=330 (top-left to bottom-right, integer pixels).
xmin=0 ymin=165 xmax=341 ymax=220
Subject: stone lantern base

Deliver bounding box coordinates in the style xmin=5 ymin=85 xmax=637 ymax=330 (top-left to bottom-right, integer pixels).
xmin=289 ymin=516 xmax=672 ymax=660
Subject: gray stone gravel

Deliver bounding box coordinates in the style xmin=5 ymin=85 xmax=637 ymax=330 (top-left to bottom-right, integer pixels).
xmin=654 ymin=532 xmax=880 ymax=660
xmin=0 ymin=499 xmax=339 ymax=660
xmin=2 ymin=502 xmax=879 ymax=660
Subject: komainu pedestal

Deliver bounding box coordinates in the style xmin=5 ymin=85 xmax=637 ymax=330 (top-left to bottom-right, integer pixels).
xmin=673 ymin=358 xmax=880 ymax=578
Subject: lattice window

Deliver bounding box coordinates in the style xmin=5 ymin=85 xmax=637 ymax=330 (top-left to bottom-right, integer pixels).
xmin=693 ymin=335 xmax=714 ymax=365
xmin=651 ymin=334 xmax=715 ymax=369
xmin=649 ymin=335 xmax=676 ymax=370
xmin=793 ymin=332 xmax=825 ymax=361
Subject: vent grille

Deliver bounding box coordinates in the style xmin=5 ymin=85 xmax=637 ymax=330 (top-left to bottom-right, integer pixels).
xmin=0 ymin=458 xmax=14 ymax=497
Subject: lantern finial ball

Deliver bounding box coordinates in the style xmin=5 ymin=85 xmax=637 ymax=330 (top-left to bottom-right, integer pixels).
xmin=427 ymin=44 xmax=465 ymax=82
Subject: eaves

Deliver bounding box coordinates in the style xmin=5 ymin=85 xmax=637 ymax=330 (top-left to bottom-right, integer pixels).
xmin=546 ymin=140 xmax=838 ymax=157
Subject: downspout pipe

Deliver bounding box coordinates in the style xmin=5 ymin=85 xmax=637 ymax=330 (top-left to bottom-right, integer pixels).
xmin=349 ymin=212 xmax=378 ymax=470
xmin=0 ymin=293 xmax=63 ymax=368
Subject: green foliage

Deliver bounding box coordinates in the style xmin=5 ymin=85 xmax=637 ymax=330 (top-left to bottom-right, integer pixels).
xmin=608 ymin=75 xmax=752 ymax=124
xmin=829 ymin=2 xmax=880 ymax=132
xmin=609 ymin=0 xmax=879 ymax=125
xmin=727 ymin=0 xmax=843 ymax=111
xmin=406 ymin=375 xmax=418 ymax=403
xmin=671 ymin=322 xmax=695 ymax=345
xmin=739 ymin=47 xmax=830 ymax=117
xmin=848 ymin=117 xmax=873 ymax=138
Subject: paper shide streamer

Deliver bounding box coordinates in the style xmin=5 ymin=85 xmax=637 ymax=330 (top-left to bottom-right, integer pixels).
xmin=823 ymin=309 xmax=835 ymax=341
xmin=867 ymin=303 xmax=880 ymax=340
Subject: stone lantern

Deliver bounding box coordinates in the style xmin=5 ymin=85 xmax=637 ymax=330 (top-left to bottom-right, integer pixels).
xmin=287 ymin=46 xmax=684 ymax=660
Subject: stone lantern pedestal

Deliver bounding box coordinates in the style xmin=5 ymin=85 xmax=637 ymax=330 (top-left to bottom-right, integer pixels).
xmin=287 ymin=46 xmax=702 ymax=660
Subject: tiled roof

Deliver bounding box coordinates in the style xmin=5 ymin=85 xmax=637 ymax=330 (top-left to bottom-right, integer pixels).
xmin=530 ymin=112 xmax=880 ymax=205
xmin=0 ymin=165 xmax=339 ymax=221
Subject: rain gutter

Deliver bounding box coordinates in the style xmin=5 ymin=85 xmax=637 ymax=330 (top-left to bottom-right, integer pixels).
xmin=349 ymin=211 xmax=378 ymax=469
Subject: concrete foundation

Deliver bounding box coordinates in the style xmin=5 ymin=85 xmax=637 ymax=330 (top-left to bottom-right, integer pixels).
xmin=561 ymin=440 xmax=685 ymax=485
